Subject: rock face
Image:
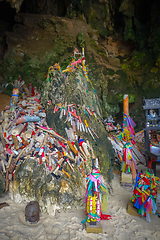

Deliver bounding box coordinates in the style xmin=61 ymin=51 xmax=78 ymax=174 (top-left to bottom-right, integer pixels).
xmin=1 ymin=13 xmax=128 ymax=118
xmin=9 ymin=64 xmax=115 ymax=214
xmin=0 ymin=12 xmax=143 ymax=131
xmin=1 ymin=2 xmax=160 ymax=132
xmin=41 ymin=67 xmax=115 ymax=181
xmin=10 ymin=157 xmax=86 ymax=215
xmin=1 ymin=10 xmax=160 ymax=133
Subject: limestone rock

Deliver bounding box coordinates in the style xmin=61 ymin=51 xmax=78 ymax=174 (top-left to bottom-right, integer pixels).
xmin=9 ymin=158 xmax=86 ymax=214
xmin=41 ymin=68 xmax=115 ymax=182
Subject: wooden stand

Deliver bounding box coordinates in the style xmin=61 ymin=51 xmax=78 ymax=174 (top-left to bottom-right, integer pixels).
xmin=85 ymin=221 xmax=103 ymax=233
xmin=127 ymin=201 xmax=140 ymax=217
xmin=121 ymin=172 xmax=133 ymax=184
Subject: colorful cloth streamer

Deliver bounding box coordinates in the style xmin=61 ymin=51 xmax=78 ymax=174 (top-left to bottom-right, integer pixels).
xmin=121 ymin=142 xmax=137 ymax=174
xmin=123 ymin=113 xmax=136 ymax=140
xmin=130 ymin=169 xmax=159 ymax=222
xmin=81 ymin=169 xmax=112 ymax=224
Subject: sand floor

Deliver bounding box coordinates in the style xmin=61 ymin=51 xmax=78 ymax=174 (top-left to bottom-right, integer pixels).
xmin=0 ymin=93 xmax=11 ymax=112
xmin=0 ymin=173 xmax=160 ymax=240
xmin=0 ymin=93 xmax=160 ymax=239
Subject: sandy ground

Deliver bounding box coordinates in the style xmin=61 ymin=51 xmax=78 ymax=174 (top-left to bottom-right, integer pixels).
xmin=0 ymin=93 xmax=11 ymax=112
xmin=0 ymin=93 xmax=160 ymax=239
xmin=0 ymin=172 xmax=160 ymax=240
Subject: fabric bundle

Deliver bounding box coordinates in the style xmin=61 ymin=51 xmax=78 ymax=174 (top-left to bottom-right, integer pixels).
xmin=130 ymin=169 xmax=159 ymax=222
xmin=121 ymin=142 xmax=137 ymax=179
xmin=123 ymin=113 xmax=136 ymax=140
xmin=82 ymin=169 xmax=112 ymax=224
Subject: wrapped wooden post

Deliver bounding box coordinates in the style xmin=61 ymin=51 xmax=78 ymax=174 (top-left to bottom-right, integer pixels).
xmin=79 ymin=146 xmax=87 ymax=159
xmin=15 ymin=147 xmax=26 ymax=162
xmin=21 ymin=81 xmax=30 ymax=96
xmin=1 ymin=160 xmax=6 ymax=173
xmin=81 ymin=169 xmax=111 ymax=232
xmin=16 ymin=116 xmax=41 ymax=124
xmin=0 ymin=126 xmax=6 ymax=148
xmin=5 ymin=152 xmax=14 ymax=192
xmin=51 ymin=160 xmax=60 ymax=175
xmin=11 ymin=88 xmax=19 ymax=110
xmin=12 ymin=135 xmax=19 ymax=150
xmin=28 ymin=83 xmax=35 ymax=96
xmin=11 ymin=124 xmax=24 ymax=136
xmin=91 ymin=147 xmax=96 ymax=169
xmin=7 ymin=148 xmax=26 ymax=180
xmin=80 ymin=161 xmax=85 ymax=178
xmin=97 ymin=156 xmax=102 ymax=167
xmin=123 ymin=94 xmax=129 ymax=131
xmin=7 ymin=153 xmax=14 ymax=168
xmin=28 ymin=132 xmax=35 ymax=151
xmin=78 ymin=137 xmax=90 ymax=158
xmin=67 ymin=140 xmax=78 ymax=155
xmin=66 ymin=158 xmax=75 ymax=172
xmin=65 ymin=152 xmax=75 ymax=162
xmin=5 ymin=169 xmax=9 ymax=193
xmin=36 ymin=125 xmax=67 ymax=143
xmin=23 ymin=149 xmax=34 ymax=157
xmin=121 ymin=95 xmax=137 ymax=182
xmin=24 ymin=129 xmax=32 ymax=140
xmin=43 ymin=133 xmax=48 ymax=145
xmin=62 ymin=169 xmax=71 ymax=178
xmin=130 ymin=160 xmax=137 ymax=180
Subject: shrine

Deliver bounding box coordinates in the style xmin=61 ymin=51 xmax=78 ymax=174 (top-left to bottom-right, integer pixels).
xmin=143 ymin=98 xmax=160 ymax=174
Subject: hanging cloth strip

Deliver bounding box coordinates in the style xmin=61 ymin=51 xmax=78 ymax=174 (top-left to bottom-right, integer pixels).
xmin=82 ymin=170 xmax=113 ymax=224
xmin=123 ymin=112 xmax=136 ymax=140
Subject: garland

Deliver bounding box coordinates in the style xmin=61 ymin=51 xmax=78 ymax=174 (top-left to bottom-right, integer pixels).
xmin=82 ymin=169 xmax=112 ymax=224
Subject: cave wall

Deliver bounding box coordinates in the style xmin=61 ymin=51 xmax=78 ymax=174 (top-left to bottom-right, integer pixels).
xmin=3 ymin=0 xmax=160 ymax=49
xmin=1 ymin=0 xmax=160 ymax=131
xmin=2 ymin=0 xmax=160 ymax=67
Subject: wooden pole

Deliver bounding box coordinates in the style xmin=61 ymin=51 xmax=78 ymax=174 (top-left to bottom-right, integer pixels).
xmin=123 ymin=94 xmax=129 ymax=130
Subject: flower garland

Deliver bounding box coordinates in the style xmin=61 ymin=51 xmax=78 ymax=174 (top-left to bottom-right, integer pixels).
xmin=81 ymin=169 xmax=112 ymax=224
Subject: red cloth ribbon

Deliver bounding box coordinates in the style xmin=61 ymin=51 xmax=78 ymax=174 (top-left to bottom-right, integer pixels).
xmin=100 ymin=212 xmax=112 ymax=220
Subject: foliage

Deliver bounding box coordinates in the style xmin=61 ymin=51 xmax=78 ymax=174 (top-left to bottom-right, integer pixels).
xmin=124 ymin=18 xmax=135 ymax=41
xmin=77 ymin=33 xmax=86 ymax=48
